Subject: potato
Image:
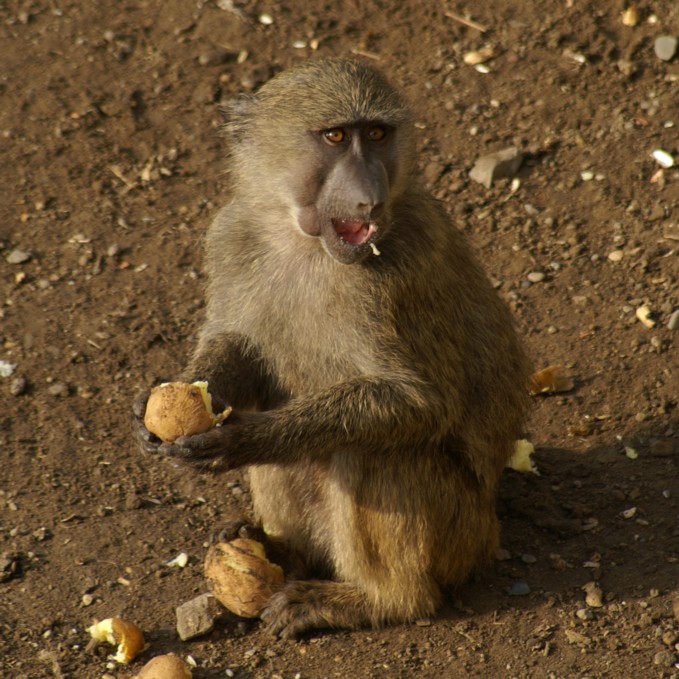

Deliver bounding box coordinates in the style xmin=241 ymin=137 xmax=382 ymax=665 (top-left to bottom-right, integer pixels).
xmin=133 ymin=653 xmax=192 ymax=679
xmin=143 ymin=381 xmax=231 ymax=443
xmin=507 ymin=439 xmax=539 ymax=475
xmin=87 ymin=617 xmax=145 ymax=664
xmin=205 ymin=538 xmax=285 ymax=618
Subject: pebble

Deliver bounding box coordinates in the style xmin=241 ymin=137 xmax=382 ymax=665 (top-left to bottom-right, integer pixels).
xmin=653 ymin=649 xmax=675 ymax=667
xmin=635 ymin=304 xmax=655 ymax=328
xmin=565 ymin=629 xmax=590 ymax=645
xmin=47 ymin=382 xmax=68 ymax=397
xmin=6 ymin=249 xmax=31 ymax=264
xmin=621 ymin=6 xmax=639 ymax=27
xmin=527 ymin=272 xmax=545 ymax=283
xmin=469 ymin=147 xmax=523 ymax=188
xmin=607 ymin=249 xmax=624 ymax=262
xmin=0 ymin=361 xmax=17 ymax=378
xmin=664 ymin=224 xmax=679 ymax=241
xmin=662 ymin=631 xmax=678 ymax=647
xmin=582 ymin=581 xmax=603 ymax=607
xmin=198 ymin=49 xmax=239 ymax=67
xmin=652 ymin=149 xmax=675 ymax=168
xmin=576 ymin=607 xmax=593 ymax=621
xmin=106 ymin=243 xmax=121 ymax=258
xmin=654 ymin=36 xmax=678 ymax=62
xmin=521 ymin=553 xmax=537 ymax=564
xmin=668 ymin=309 xmax=679 ymax=330
xmin=176 ymin=593 xmax=220 ymax=641
xmin=10 ymin=376 xmax=27 ymax=396
xmin=508 ymin=581 xmax=531 ymax=596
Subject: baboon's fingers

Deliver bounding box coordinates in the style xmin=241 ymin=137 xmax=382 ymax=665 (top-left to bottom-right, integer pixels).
xmin=131 ymin=391 xmax=163 ymax=455
xmin=159 ymin=427 xmax=230 ymax=465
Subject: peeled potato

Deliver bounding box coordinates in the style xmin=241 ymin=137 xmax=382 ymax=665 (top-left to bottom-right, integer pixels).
xmin=507 ymin=439 xmax=539 ymax=475
xmin=87 ymin=617 xmax=145 ymax=664
xmin=143 ymin=381 xmax=231 ymax=443
xmin=205 ymin=538 xmax=285 ymax=618
xmin=133 ymin=653 xmax=192 ymax=679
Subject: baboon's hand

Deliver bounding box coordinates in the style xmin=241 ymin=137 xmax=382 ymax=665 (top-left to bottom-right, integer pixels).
xmin=159 ymin=419 xmax=236 ymax=472
xmin=132 ymin=391 xmax=162 ymax=455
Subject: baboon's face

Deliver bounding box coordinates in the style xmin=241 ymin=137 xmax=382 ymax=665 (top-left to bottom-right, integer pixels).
xmin=292 ymin=121 xmax=399 ymax=265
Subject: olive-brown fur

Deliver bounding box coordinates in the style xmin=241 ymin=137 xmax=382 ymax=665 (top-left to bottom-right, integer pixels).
xmin=134 ymin=58 xmax=530 ymax=637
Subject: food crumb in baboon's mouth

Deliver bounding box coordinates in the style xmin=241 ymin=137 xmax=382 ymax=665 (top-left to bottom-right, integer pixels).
xmin=332 ymin=219 xmax=377 ymax=245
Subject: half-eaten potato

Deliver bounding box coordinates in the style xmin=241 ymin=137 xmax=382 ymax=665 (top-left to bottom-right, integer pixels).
xmin=143 ymin=381 xmax=232 ymax=443
xmin=205 ymin=538 xmax=285 ymax=618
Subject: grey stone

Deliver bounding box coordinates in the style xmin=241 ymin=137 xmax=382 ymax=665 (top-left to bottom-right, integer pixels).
xmin=176 ymin=592 xmax=220 ymax=640
xmin=6 ymin=249 xmax=31 ymax=264
xmin=654 ymin=36 xmax=678 ymax=62
xmin=668 ymin=310 xmax=679 ymax=331
xmin=469 ymin=147 xmax=523 ymax=188
xmin=508 ymin=581 xmax=531 ymax=596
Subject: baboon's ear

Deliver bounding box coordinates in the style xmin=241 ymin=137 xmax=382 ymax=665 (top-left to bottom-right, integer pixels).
xmin=220 ymin=94 xmax=258 ymax=143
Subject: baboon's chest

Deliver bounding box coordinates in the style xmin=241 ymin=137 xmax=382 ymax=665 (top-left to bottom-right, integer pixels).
xmin=236 ymin=256 xmax=387 ymax=393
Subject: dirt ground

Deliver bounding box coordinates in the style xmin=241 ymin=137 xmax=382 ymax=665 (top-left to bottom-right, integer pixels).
xmin=1 ymin=0 xmax=678 ymax=677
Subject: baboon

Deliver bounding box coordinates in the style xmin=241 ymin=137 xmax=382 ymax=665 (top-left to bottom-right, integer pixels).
xmin=134 ymin=58 xmax=530 ymax=638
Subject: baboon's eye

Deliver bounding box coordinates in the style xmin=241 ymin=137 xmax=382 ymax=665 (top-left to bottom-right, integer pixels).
xmin=366 ymin=126 xmax=387 ymax=142
xmin=323 ymin=128 xmax=346 ymax=144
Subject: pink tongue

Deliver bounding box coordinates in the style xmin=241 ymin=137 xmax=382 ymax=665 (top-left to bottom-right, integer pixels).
xmin=333 ymin=220 xmax=372 ymax=245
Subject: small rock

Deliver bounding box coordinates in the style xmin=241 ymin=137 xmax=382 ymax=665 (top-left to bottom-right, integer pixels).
xmin=82 ymin=593 xmax=94 ymax=606
xmin=527 ymin=272 xmax=545 ymax=283
xmin=565 ymin=629 xmax=590 ymax=645
xmin=654 ymin=35 xmax=678 ymax=62
xmin=668 ymin=309 xmax=679 ymax=330
xmin=635 ymin=304 xmax=655 ymax=328
xmin=469 ymin=147 xmax=523 ymax=188
xmin=621 ymin=6 xmax=639 ymax=27
xmin=663 ymin=224 xmax=679 ymax=241
xmin=662 ymin=630 xmax=678 ymax=647
xmin=463 ymin=46 xmax=496 ymax=66
xmin=508 ymin=581 xmax=531 ymax=596
xmin=617 ymin=58 xmax=637 ymax=77
xmin=106 ymin=243 xmax=121 ymax=258
xmin=47 ymin=382 xmax=68 ymax=398
xmin=198 ymin=49 xmax=238 ymax=67
xmin=176 ymin=593 xmax=221 ymax=641
xmin=0 ymin=361 xmax=17 ymax=378
xmin=607 ymin=250 xmax=624 ymax=262
xmin=0 ymin=553 xmax=21 ymax=582
xmin=521 ymin=553 xmax=537 ymax=564
xmin=576 ymin=608 xmax=593 ymax=621
xmin=653 ymin=649 xmax=675 ymax=667
xmin=32 ymin=526 xmax=51 ymax=541
xmin=652 ymin=149 xmax=675 ymax=168
xmin=6 ymin=249 xmax=31 ymax=264
xmin=10 ymin=376 xmax=27 ymax=396
xmin=582 ymin=581 xmax=603 ymax=607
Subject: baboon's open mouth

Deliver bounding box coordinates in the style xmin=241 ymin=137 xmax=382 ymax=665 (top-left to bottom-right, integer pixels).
xmin=332 ymin=219 xmax=377 ymax=246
